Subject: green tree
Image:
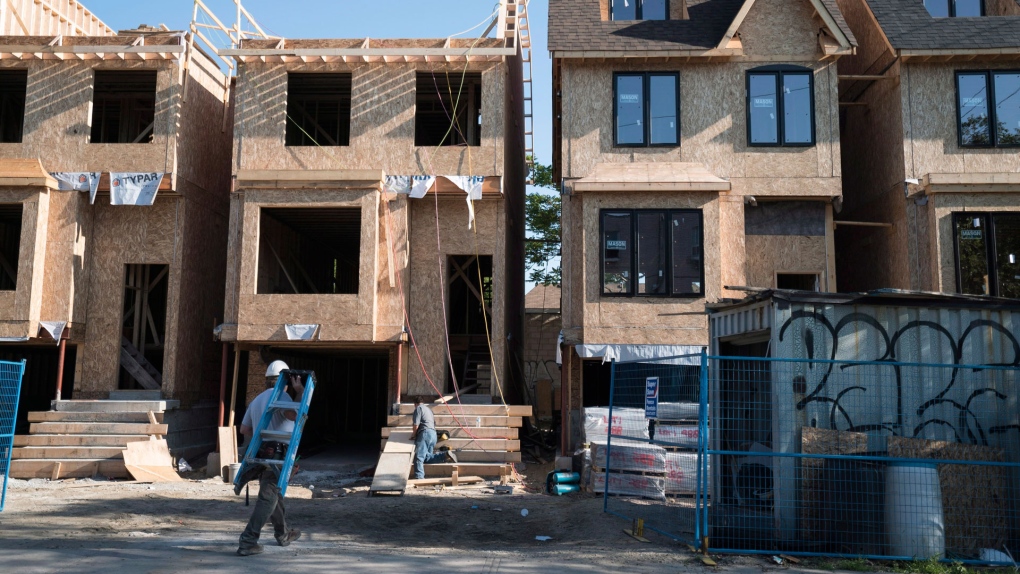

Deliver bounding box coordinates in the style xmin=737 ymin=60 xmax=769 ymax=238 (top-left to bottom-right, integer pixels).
xmin=526 ymin=158 xmax=561 ymax=286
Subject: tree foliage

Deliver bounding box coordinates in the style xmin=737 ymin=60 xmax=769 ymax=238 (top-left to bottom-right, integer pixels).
xmin=526 ymin=157 xmax=561 ymax=286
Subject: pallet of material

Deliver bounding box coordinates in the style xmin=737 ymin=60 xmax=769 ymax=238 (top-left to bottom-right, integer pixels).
xmin=653 ymin=424 xmax=703 ymax=448
xmin=665 ymin=451 xmax=707 ymax=494
xmin=9 ymin=459 xmax=130 ymax=479
xmin=590 ymin=439 xmax=666 ymax=474
xmin=423 ymin=463 xmax=511 ymax=479
xmin=583 ymin=407 xmax=649 ymax=442
xmin=654 ymin=402 xmax=700 ymax=421
xmin=592 ymin=471 xmax=666 ymax=501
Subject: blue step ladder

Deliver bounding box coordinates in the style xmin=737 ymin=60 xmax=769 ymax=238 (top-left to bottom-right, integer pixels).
xmin=233 ymin=369 xmax=315 ymax=498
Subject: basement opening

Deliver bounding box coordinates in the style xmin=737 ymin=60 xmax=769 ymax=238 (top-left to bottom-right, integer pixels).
xmin=258 ymin=207 xmax=361 ymax=295
xmin=0 ymin=70 xmax=26 ymax=143
xmin=120 ymin=264 xmax=168 ymax=390
xmin=90 ymin=70 xmax=157 ymax=144
xmin=776 ymin=273 xmax=819 ymax=291
xmin=415 ymin=72 xmax=481 ymax=147
xmin=446 ymin=255 xmax=493 ymax=395
xmin=0 ymin=203 xmax=22 ymax=290
xmin=285 ymin=73 xmax=352 ymax=147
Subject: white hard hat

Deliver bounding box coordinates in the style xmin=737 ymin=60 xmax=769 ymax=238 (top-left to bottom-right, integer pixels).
xmin=266 ymin=360 xmax=290 ymax=378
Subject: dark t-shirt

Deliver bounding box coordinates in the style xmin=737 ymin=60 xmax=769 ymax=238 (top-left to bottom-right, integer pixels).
xmin=412 ymin=404 xmax=435 ymax=431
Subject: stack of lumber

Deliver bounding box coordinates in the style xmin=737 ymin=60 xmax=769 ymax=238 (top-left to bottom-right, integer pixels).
xmin=381 ymin=403 xmax=531 ymax=478
xmin=9 ymin=390 xmax=174 ymax=479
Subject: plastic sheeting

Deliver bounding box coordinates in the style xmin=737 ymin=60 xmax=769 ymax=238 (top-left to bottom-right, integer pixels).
xmin=50 ymin=172 xmax=100 ymax=204
xmin=284 ymin=324 xmax=318 ymax=341
xmin=665 ymin=451 xmax=704 ymax=494
xmin=592 ymin=471 xmax=666 ymax=500
xmin=110 ymin=173 xmax=162 ymax=206
xmin=591 ymin=439 xmax=666 ymax=473
xmin=654 ymin=424 xmax=702 ymax=448
xmin=575 ymin=344 xmax=703 ymax=365
xmin=38 ymin=321 xmax=66 ymax=344
xmin=583 ymin=407 xmax=649 ymax=442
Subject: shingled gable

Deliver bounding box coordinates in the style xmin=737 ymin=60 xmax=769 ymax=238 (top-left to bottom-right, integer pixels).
xmin=864 ymin=0 xmax=1020 ymax=51
xmin=549 ymin=0 xmax=856 ymax=55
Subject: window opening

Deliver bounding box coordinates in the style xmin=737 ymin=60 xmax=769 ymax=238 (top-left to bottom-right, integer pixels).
xmin=924 ymin=0 xmax=983 ymax=17
xmin=747 ymin=67 xmax=815 ymax=147
xmin=415 ymin=72 xmax=481 ymax=147
xmin=0 ymin=204 xmax=22 ymax=290
xmin=601 ymin=209 xmax=703 ymax=297
xmin=285 ymin=73 xmax=352 ymax=146
xmin=90 ymin=70 xmax=157 ymax=144
xmin=610 ymin=0 xmax=668 ymax=20
xmin=257 ymin=207 xmax=361 ymax=295
xmin=953 ymin=213 xmax=1020 ymax=297
xmin=447 ymin=255 xmax=493 ymax=394
xmin=776 ymin=273 xmax=820 ymax=291
xmin=120 ymin=264 xmax=168 ymax=390
xmin=0 ymin=70 xmax=26 ymax=143
xmin=957 ymin=71 xmax=1020 ymax=147
xmin=614 ymin=72 xmax=679 ymax=147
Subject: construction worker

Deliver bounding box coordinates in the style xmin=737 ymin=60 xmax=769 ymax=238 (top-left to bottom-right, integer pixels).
xmin=236 ymin=360 xmax=302 ymax=556
xmin=410 ymin=396 xmax=457 ymax=479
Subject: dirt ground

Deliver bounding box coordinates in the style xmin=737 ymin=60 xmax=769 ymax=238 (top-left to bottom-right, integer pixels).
xmin=0 ymin=459 xmax=721 ymax=572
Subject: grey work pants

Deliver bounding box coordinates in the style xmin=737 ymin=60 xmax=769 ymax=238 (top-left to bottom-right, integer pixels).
xmin=238 ymin=467 xmax=287 ymax=548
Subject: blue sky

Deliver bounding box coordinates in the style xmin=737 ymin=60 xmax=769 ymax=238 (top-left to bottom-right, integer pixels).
xmin=83 ymin=0 xmax=553 ymax=169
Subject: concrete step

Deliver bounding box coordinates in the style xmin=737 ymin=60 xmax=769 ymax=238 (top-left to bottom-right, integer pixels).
xmin=108 ymin=390 xmax=163 ymax=401
xmin=387 ymin=415 xmax=522 ymax=428
xmin=14 ymin=434 xmax=150 ymax=447
xmin=12 ymin=447 xmax=125 ymax=459
xmin=27 ymin=411 xmax=163 ymax=423
xmin=51 ymin=400 xmax=178 ymax=413
xmin=395 ymin=404 xmax=531 ymax=416
xmin=381 ymin=427 xmax=518 ymax=439
xmin=423 ymin=462 xmax=511 ymax=478
xmin=9 ymin=459 xmax=130 ymax=479
xmin=29 ymin=422 xmax=167 ymax=435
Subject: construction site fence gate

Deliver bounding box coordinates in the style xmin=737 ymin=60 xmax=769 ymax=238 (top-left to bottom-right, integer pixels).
xmin=0 ymin=359 xmax=26 ymax=512
xmin=603 ymin=353 xmax=1020 ymax=565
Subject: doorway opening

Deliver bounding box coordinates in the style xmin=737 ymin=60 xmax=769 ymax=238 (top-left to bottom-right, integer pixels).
xmin=119 ymin=264 xmax=168 ymax=390
xmin=0 ymin=203 xmax=21 ymax=291
xmin=447 ymin=255 xmax=493 ymax=396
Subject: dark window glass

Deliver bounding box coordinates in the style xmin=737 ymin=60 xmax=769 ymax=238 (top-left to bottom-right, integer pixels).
xmin=777 ymin=273 xmax=819 ymax=291
xmin=993 ymin=215 xmax=1020 ymax=298
xmin=671 ymin=211 xmax=702 ymax=296
xmin=0 ymin=70 xmax=26 ymax=143
xmin=615 ymin=74 xmax=645 ymax=145
xmin=748 ymin=74 xmax=779 ymax=144
xmin=611 ymin=0 xmax=637 ymax=20
xmin=0 ymin=203 xmax=22 ymax=291
xmin=286 ymin=73 xmax=352 ymax=147
xmin=958 ymin=73 xmax=991 ymax=146
xmin=90 ymin=70 xmax=157 ymax=144
xmin=993 ymin=72 xmax=1020 ymax=146
xmin=649 ymin=74 xmax=678 ymax=145
xmin=954 ymin=0 xmax=983 ymax=16
xmin=956 ymin=215 xmax=990 ymax=295
xmin=924 ymin=0 xmax=951 ymax=16
xmin=603 ymin=212 xmax=632 ymax=294
xmin=782 ymin=73 xmax=813 ymax=144
xmin=637 ymin=212 xmax=666 ymax=295
xmin=642 ymin=0 xmax=668 ymax=19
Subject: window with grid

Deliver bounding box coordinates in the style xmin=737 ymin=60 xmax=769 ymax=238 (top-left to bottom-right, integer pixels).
xmin=956 ymin=71 xmax=1020 ymax=148
xmin=90 ymin=70 xmax=157 ymax=144
xmin=747 ymin=66 xmax=814 ymax=147
xmin=601 ymin=209 xmax=703 ymax=297
xmin=285 ymin=73 xmax=352 ymax=147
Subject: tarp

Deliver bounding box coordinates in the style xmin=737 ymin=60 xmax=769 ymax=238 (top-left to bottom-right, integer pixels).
xmin=50 ymin=172 xmax=100 ymax=204
xmin=284 ymin=324 xmax=318 ymax=341
xmin=110 ymin=173 xmax=163 ymax=206
xmin=575 ymin=344 xmax=704 ymax=365
xmin=38 ymin=321 xmax=66 ymax=344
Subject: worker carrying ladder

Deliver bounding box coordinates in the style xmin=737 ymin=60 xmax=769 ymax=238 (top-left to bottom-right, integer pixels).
xmin=233 ymin=369 xmax=316 ymax=499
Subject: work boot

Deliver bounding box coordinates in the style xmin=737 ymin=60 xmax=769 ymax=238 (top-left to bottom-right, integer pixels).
xmin=276 ymin=529 xmax=301 ymax=547
xmin=236 ymin=544 xmax=264 ymax=556
xmin=446 ymin=450 xmax=458 ymax=463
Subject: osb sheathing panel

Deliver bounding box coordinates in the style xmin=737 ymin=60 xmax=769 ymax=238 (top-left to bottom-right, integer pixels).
xmin=78 ymin=196 xmax=184 ymax=398
xmin=39 ymin=189 xmax=82 ymax=324
xmin=903 ymin=63 xmax=1020 ymax=179
xmin=987 ymin=0 xmax=1020 ymax=16
xmin=932 ymin=193 xmax=1020 ymax=293
xmin=233 ymin=62 xmax=504 ymax=177
xmin=744 ymin=234 xmax=829 ymax=289
xmin=0 ymin=60 xmax=179 ymax=174
xmin=223 ymin=193 xmax=245 ymax=324
xmin=0 ymin=188 xmax=46 ymax=338
xmin=375 ymin=195 xmax=410 ymax=341
xmin=835 ymin=186 xmax=907 ymax=292
xmin=560 ymin=192 xmax=584 ymax=340
xmin=737 ymin=0 xmax=826 ymax=58
xmin=581 ymin=191 xmax=718 ymax=346
xmin=406 ymin=197 xmax=505 ymax=396
xmin=718 ymin=195 xmax=746 ymax=297
xmin=235 ymin=188 xmax=378 ymax=342
xmin=834 ymin=0 xmax=893 ymax=77
xmin=175 ymin=43 xmax=232 ymax=200
xmin=560 ymin=60 xmax=842 ymax=194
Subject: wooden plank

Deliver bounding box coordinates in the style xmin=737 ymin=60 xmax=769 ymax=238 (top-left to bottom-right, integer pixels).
xmin=12 ymin=447 xmax=124 ymax=459
xmin=29 ymin=422 xmax=168 ymax=435
xmin=423 ymin=463 xmax=510 ymax=478
xmin=386 ymin=415 xmax=522 ymax=428
xmin=381 ymin=438 xmax=520 ymax=451
xmin=396 ymin=404 xmax=532 ymax=416
xmin=13 ymin=434 xmax=151 ymax=447
xmin=218 ymin=426 xmax=237 ymax=468
xmin=408 ymin=475 xmax=484 ymax=487
xmin=447 ymin=451 xmax=521 ymax=463
xmin=51 ymin=462 xmax=61 ymax=480
xmin=369 ymin=430 xmax=415 ymax=494
xmin=27 ymin=411 xmax=163 ymax=423
xmin=122 ymin=439 xmax=182 ymax=482
xmin=9 ymin=459 xmax=130 ymax=479
xmin=381 ymin=427 xmax=518 ymax=439
xmin=123 ymin=465 xmax=184 ymax=482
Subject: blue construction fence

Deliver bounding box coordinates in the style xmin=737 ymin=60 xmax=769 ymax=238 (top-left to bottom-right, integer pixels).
xmin=0 ymin=359 xmax=26 ymax=512
xmin=601 ymin=353 xmax=1020 ymax=565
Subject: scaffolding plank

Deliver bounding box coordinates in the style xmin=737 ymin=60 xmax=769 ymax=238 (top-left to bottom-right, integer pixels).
xmin=369 ymin=430 xmax=415 ymax=494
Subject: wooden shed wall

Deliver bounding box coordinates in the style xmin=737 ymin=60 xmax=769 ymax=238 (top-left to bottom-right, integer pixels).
xmin=406 ymin=196 xmax=505 ymax=396
xmin=232 ymin=61 xmax=505 ymax=177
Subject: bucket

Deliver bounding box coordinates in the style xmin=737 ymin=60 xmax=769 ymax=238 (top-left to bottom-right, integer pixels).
xmin=227 ymin=463 xmax=242 ymax=484
xmin=885 ymin=462 xmax=945 ymax=559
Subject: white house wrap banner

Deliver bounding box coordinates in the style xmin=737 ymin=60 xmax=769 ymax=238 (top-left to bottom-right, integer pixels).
xmin=110 ymin=172 xmax=163 ymax=206
xmin=50 ymin=172 xmax=101 ymax=204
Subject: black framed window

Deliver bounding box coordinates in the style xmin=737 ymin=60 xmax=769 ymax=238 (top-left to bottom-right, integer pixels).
xmin=746 ymin=67 xmax=815 ymax=147
xmin=957 ymin=71 xmax=1020 ymax=147
xmin=924 ymin=0 xmax=983 ymax=17
xmin=601 ymin=209 xmax=703 ymax=298
xmin=953 ymin=213 xmax=1020 ymax=298
xmin=610 ymin=0 xmax=668 ymax=20
xmin=614 ymin=72 xmax=679 ymax=147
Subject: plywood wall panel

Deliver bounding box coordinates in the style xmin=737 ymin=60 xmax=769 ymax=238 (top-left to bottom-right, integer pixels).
xmin=0 ymin=188 xmax=45 ymax=337
xmin=744 ymin=234 xmax=828 ymax=289
xmin=374 ymin=196 xmax=410 ymax=341
xmin=737 ymin=0 xmax=824 ymax=57
xmin=39 ymin=189 xmax=78 ymax=323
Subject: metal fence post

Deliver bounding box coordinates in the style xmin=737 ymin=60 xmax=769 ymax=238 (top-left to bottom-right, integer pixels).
xmin=603 ymin=358 xmax=616 ymax=514
xmin=698 ymin=349 xmax=709 ymax=551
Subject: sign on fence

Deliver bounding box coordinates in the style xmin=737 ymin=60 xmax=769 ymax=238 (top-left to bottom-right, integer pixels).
xmin=644 ymin=377 xmax=658 ymax=418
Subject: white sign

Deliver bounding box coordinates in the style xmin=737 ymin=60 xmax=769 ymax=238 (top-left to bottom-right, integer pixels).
xmin=606 ymin=239 xmax=627 ymax=250
xmin=753 ymin=98 xmax=774 ymax=108
xmin=961 ymin=229 xmax=982 ymax=240
xmin=619 ymin=93 xmax=640 ymax=104
xmin=110 ymin=172 xmax=163 ymax=206
xmin=645 ymin=377 xmax=659 ymax=419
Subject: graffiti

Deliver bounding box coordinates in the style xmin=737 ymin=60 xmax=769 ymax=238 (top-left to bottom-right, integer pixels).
xmin=777 ymin=311 xmax=1020 ymax=447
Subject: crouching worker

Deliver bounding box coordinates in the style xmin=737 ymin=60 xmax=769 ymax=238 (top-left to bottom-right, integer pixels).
xmin=410 ymin=396 xmax=457 ymax=479
xmin=235 ymin=360 xmax=303 ymax=556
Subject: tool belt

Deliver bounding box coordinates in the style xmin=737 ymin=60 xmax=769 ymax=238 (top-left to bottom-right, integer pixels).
xmin=257 ymin=441 xmax=287 ymax=460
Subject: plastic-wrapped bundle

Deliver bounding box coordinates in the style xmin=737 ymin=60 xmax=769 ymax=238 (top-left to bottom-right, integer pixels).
xmin=590 ymin=439 xmax=666 ymax=473
xmin=665 ymin=451 xmax=709 ymax=494
xmin=583 ymin=407 xmax=649 ymax=442
xmin=592 ymin=471 xmax=666 ymax=500
xmin=654 ymin=424 xmax=704 ymax=448
xmin=654 ymin=402 xmax=700 ymax=421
